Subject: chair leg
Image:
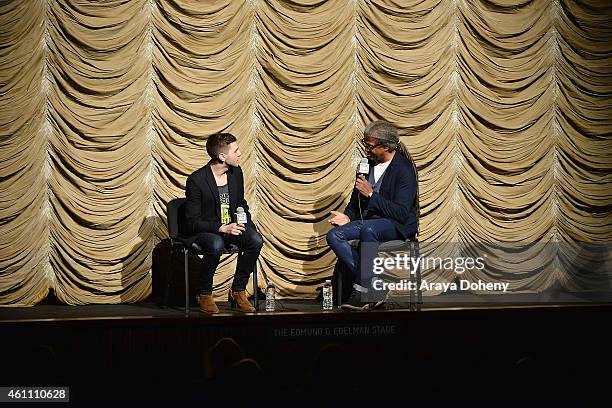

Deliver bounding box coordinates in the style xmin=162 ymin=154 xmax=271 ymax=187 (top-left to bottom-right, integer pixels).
xmin=184 ymin=249 xmax=190 ymax=315
xmin=163 ymin=249 xmax=174 ymax=309
xmin=337 ymin=265 xmax=342 ymax=308
xmin=252 ymin=262 xmax=258 ymax=311
xmin=415 ymin=243 xmax=422 ymax=310
xmin=409 ymin=242 xmax=416 ymax=311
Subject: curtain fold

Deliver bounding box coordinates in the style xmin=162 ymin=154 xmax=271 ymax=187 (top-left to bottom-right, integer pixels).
xmin=1 ymin=0 xmax=610 ymax=305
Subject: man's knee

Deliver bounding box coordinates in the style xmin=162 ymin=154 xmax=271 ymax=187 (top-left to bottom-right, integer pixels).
xmin=247 ymin=229 xmax=264 ymax=250
xmin=206 ymin=236 xmax=225 ymax=257
xmin=326 ymin=228 xmax=342 ymax=247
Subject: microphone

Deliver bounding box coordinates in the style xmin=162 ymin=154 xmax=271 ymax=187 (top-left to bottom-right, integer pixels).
xmin=236 ymin=207 xmax=247 ymax=225
xmin=357 ymin=158 xmax=369 ymax=177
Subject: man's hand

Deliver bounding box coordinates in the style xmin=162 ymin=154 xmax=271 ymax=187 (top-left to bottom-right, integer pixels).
xmin=355 ymin=175 xmax=373 ymax=197
xmin=219 ymin=223 xmax=246 ymax=235
xmin=329 ymin=211 xmax=350 ymax=227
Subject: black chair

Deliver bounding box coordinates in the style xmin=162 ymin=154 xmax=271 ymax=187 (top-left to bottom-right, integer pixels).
xmin=336 ymin=237 xmax=422 ymax=310
xmin=163 ymin=197 xmax=259 ymax=315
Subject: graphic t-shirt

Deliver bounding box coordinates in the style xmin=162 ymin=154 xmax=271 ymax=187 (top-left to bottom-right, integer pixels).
xmin=218 ymin=184 xmax=231 ymax=225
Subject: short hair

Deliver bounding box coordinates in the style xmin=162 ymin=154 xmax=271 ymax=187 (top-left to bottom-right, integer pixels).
xmin=364 ymin=120 xmax=398 ymax=151
xmin=206 ymin=132 xmax=237 ymax=160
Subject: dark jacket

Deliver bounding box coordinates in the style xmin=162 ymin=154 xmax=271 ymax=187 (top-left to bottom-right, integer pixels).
xmin=344 ymin=153 xmax=418 ymax=240
xmin=185 ymin=162 xmax=252 ymax=238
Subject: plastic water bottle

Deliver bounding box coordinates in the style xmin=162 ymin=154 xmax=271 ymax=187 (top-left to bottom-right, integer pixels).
xmin=265 ymin=282 xmax=275 ymax=312
xmin=322 ymin=280 xmax=333 ymax=310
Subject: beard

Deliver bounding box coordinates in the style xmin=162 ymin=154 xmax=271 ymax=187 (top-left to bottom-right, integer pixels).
xmin=225 ymin=158 xmax=239 ymax=168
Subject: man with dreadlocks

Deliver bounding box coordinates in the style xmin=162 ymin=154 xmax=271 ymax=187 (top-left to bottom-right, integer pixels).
xmin=327 ymin=120 xmax=419 ymax=310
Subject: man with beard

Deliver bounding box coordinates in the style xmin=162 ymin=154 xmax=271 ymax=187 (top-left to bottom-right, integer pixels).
xmin=327 ymin=121 xmax=419 ymax=310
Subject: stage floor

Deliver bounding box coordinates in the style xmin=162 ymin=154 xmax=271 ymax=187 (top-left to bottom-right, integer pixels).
xmin=1 ymin=290 xmax=610 ymax=322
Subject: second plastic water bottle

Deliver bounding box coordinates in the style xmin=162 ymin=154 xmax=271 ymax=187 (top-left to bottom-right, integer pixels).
xmin=266 ymin=282 xmax=275 ymax=312
xmin=322 ymin=279 xmax=333 ymax=310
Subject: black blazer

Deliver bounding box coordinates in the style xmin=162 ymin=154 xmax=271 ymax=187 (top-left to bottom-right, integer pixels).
xmin=344 ymin=153 xmax=418 ymax=240
xmin=185 ymin=162 xmax=252 ymax=238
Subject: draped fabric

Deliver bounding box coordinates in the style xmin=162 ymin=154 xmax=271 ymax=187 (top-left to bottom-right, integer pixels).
xmin=1 ymin=0 xmax=610 ymax=305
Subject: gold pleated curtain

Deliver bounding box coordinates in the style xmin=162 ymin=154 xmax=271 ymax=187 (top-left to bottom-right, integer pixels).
xmin=1 ymin=0 xmax=610 ymax=305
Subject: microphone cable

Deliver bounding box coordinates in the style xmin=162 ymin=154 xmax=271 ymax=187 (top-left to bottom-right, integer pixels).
xmin=358 ymin=189 xmax=364 ymax=224
xmin=356 ymin=158 xmax=369 ymax=224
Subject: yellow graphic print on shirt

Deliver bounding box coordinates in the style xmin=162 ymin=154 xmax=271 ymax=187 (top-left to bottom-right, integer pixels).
xmin=219 ymin=184 xmax=231 ymax=225
xmin=220 ymin=203 xmax=230 ymax=225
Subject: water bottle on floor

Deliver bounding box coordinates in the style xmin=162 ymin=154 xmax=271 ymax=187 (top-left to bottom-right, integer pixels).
xmin=322 ymin=279 xmax=333 ymax=310
xmin=266 ymin=282 xmax=275 ymax=312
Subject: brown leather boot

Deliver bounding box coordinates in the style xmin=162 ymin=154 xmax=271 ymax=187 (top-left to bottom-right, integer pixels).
xmin=196 ymin=294 xmax=219 ymax=314
xmin=228 ymin=289 xmax=256 ymax=312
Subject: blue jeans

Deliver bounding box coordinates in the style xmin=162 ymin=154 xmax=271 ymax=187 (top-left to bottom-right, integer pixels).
xmin=326 ymin=219 xmax=400 ymax=286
